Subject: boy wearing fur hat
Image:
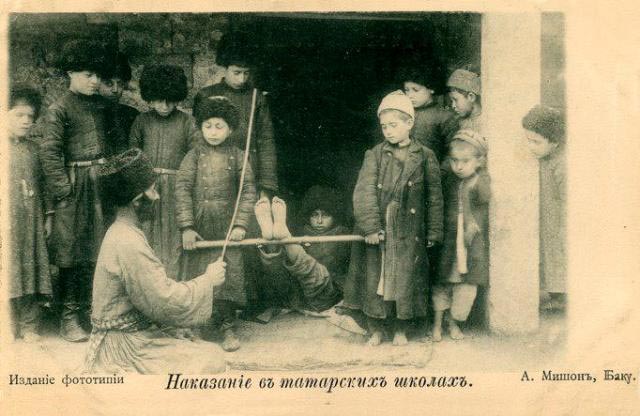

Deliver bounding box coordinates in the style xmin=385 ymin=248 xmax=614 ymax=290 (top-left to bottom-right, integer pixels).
xmin=100 ymin=52 xmax=139 ymax=152
xmin=252 ymin=186 xmax=348 ymax=313
xmin=176 ymin=97 xmax=257 ymax=352
xmin=193 ymin=32 xmax=278 ymax=199
xmin=344 ymin=91 xmax=443 ymax=346
xmin=442 ymin=67 xmax=483 ymax=145
xmin=8 ymin=86 xmax=53 ymax=342
xmin=129 ymin=64 xmax=200 ymax=281
xmin=86 ymin=148 xmax=227 ymax=374
xmin=522 ymin=105 xmax=566 ymax=311
xmin=399 ymin=66 xmax=455 ymax=162
xmin=39 ymin=39 xmax=120 ymax=342
xmin=433 ymin=129 xmax=491 ymax=341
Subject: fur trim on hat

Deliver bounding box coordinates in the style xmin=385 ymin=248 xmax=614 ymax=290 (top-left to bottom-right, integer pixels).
xmin=194 ymin=97 xmax=240 ymax=130
xmin=57 ymin=39 xmax=113 ymax=79
xmin=216 ymin=31 xmax=256 ymax=68
xmin=522 ymin=105 xmax=565 ymax=144
xmin=139 ymin=64 xmax=188 ymax=103
xmin=301 ymin=185 xmax=344 ymax=223
xmin=98 ymin=148 xmax=156 ymax=207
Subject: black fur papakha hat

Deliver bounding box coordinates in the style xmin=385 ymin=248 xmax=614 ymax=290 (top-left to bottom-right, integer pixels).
xmin=57 ymin=39 xmax=113 ymax=79
xmin=194 ymin=97 xmax=240 ymax=130
xmin=397 ymin=65 xmax=445 ymax=95
xmin=216 ymin=31 xmax=256 ymax=68
xmin=301 ymin=185 xmax=344 ymax=223
xmin=10 ymin=84 xmax=43 ymax=119
xmin=98 ymin=148 xmax=156 ymax=207
xmin=139 ymin=64 xmax=188 ymax=103
xmin=522 ymin=105 xmax=566 ymax=144
xmin=112 ymin=52 xmax=132 ymax=83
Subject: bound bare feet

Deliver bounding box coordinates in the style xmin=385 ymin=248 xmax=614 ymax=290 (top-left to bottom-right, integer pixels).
xmin=271 ymin=197 xmax=291 ymax=240
xmin=367 ymin=330 xmax=383 ymax=346
xmin=392 ymin=330 xmax=408 ymax=346
xmin=254 ymin=197 xmax=274 ymax=240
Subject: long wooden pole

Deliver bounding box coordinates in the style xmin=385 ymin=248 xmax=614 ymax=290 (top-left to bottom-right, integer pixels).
xmin=195 ymin=234 xmax=365 ymax=249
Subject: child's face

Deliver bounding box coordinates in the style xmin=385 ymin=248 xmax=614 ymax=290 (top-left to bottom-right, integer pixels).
xmin=99 ymin=78 xmax=124 ymax=102
xmin=404 ymin=81 xmax=434 ymax=108
xmin=450 ymin=144 xmax=483 ymax=179
xmin=224 ymin=65 xmax=251 ymax=90
xmin=8 ymin=103 xmax=36 ymax=139
xmin=449 ymin=90 xmax=475 ymax=117
xmin=149 ymin=100 xmax=177 ymax=117
xmin=201 ymin=117 xmax=232 ymax=146
xmin=68 ymin=70 xmax=100 ymax=96
xmin=525 ymin=130 xmax=558 ymax=159
xmin=379 ymin=111 xmax=413 ymax=145
xmin=309 ymin=209 xmax=334 ymax=233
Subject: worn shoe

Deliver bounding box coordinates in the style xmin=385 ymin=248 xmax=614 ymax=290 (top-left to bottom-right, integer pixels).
xmin=221 ymin=329 xmax=241 ymax=352
xmin=60 ymin=305 xmax=89 ymax=342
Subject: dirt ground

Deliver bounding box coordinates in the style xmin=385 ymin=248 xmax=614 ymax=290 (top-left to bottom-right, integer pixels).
xmin=5 ymin=308 xmax=566 ymax=374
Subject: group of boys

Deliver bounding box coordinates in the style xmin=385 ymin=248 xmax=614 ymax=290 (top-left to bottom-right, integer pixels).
xmin=9 ymin=32 xmax=566 ymax=361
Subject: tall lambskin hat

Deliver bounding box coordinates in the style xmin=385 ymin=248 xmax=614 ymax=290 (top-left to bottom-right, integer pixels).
xmin=522 ymin=105 xmax=565 ymax=144
xmin=98 ymin=148 xmax=156 ymax=207
xmin=194 ymin=96 xmax=240 ymax=130
xmin=139 ymin=64 xmax=188 ymax=103
xmin=377 ymin=90 xmax=415 ymax=119
xmin=58 ymin=39 xmax=113 ymax=79
xmin=447 ymin=69 xmax=481 ymax=96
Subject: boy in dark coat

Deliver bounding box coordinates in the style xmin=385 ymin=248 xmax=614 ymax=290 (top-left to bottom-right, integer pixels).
xmin=253 ymin=187 xmax=348 ymax=313
xmin=344 ymin=91 xmax=443 ymax=346
xmin=8 ymin=86 xmax=53 ymax=342
xmin=99 ymin=52 xmax=139 ymax=153
xmin=399 ymin=66 xmax=455 ymax=162
xmin=522 ymin=105 xmax=566 ymax=311
xmin=192 ymin=31 xmax=277 ymax=198
xmin=176 ymin=97 xmax=257 ymax=352
xmin=39 ymin=39 xmax=119 ymax=342
xmin=433 ymin=129 xmax=490 ymax=341
xmin=129 ymin=64 xmax=199 ymax=281
xmin=442 ymin=68 xmax=483 ymax=147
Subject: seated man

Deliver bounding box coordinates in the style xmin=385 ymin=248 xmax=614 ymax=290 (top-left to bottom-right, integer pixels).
xmin=84 ymin=148 xmax=227 ymax=374
xmin=253 ymin=186 xmax=348 ymax=314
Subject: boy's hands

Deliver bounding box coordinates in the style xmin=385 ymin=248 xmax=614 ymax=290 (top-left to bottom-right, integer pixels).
xmin=365 ymin=231 xmax=384 ymax=245
xmin=205 ymin=258 xmax=226 ymax=287
xmin=182 ymin=229 xmax=203 ymax=250
xmin=229 ymin=226 xmax=246 ymax=241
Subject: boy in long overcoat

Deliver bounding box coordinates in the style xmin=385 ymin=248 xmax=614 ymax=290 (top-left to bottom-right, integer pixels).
xmin=344 ymin=91 xmax=443 ymax=346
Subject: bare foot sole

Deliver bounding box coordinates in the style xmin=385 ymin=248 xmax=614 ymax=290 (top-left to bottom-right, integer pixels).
xmin=392 ymin=331 xmax=408 ymax=346
xmin=271 ymin=197 xmax=291 ymax=240
xmin=448 ymin=321 xmax=465 ymax=340
xmin=254 ymin=197 xmax=274 ymax=240
xmin=367 ymin=331 xmax=383 ymax=346
xmin=431 ymin=327 xmax=443 ymax=342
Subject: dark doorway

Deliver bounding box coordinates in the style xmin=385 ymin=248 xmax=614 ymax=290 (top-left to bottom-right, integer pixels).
xmin=230 ymin=13 xmax=480 ymax=225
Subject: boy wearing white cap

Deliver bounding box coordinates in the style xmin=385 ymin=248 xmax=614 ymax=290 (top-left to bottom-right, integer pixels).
xmin=432 ymin=129 xmax=491 ymax=341
xmin=344 ymin=91 xmax=443 ymax=346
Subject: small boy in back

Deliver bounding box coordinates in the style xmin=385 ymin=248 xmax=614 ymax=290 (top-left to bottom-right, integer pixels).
xmin=522 ymin=105 xmax=566 ymax=311
xmin=399 ymin=66 xmax=454 ymax=162
xmin=8 ymin=86 xmax=53 ymax=342
xmin=432 ymin=129 xmax=490 ymax=341
xmin=443 ymin=67 xmax=483 ymax=145
xmin=253 ymin=186 xmax=348 ymax=313
xmin=344 ymin=91 xmax=443 ymax=346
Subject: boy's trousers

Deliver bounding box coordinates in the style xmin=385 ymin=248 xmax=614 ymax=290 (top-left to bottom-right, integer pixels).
xmin=432 ymin=283 xmax=478 ymax=321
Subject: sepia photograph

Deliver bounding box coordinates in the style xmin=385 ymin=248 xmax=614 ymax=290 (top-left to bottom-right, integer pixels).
xmin=0 ymin=2 xmax=638 ymax=415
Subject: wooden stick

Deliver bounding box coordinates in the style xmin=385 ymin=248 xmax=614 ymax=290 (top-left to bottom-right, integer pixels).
xmin=194 ymin=234 xmax=365 ymax=249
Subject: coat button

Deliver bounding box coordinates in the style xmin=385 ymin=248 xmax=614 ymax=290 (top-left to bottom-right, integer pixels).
xmin=415 ymin=237 xmax=420 ymax=242
xmin=408 ymin=181 xmax=413 ymax=187
xmin=230 ymin=156 xmax=235 ymax=160
xmin=410 ymin=208 xmax=416 ymax=214
xmin=227 ymin=166 xmax=232 ymax=170
xmin=377 ymin=183 xmax=382 ymax=189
